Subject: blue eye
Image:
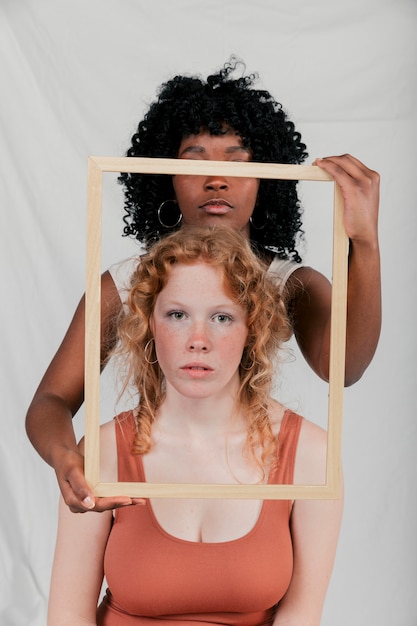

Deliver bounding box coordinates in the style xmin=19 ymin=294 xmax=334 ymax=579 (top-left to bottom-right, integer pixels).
xmin=213 ymin=313 xmax=232 ymax=324
xmin=169 ymin=311 xmax=186 ymax=320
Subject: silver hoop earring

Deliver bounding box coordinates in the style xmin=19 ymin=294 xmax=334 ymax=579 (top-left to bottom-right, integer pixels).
xmin=249 ymin=209 xmax=269 ymax=230
xmin=144 ymin=338 xmax=158 ymax=365
xmin=240 ymin=352 xmax=255 ymax=371
xmin=157 ymin=200 xmax=182 ymax=229
xmin=240 ymin=360 xmax=255 ymax=371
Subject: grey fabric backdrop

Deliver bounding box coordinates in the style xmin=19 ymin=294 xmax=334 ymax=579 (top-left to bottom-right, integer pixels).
xmin=1 ymin=1 xmax=416 ymax=624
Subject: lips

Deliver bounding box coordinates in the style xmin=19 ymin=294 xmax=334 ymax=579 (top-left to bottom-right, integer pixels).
xmin=181 ymin=363 xmax=214 ymax=378
xmin=200 ymin=198 xmax=233 ymax=215
xmin=182 ymin=363 xmax=213 ymax=371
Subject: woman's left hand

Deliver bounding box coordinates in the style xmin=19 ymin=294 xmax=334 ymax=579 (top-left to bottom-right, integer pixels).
xmin=313 ymin=154 xmax=380 ymax=247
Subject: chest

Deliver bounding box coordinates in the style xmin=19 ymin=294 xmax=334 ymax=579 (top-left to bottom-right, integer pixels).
xmin=142 ymin=436 xmax=268 ymax=542
xmin=150 ymin=497 xmax=264 ymax=542
xmin=105 ymin=498 xmax=293 ymax=618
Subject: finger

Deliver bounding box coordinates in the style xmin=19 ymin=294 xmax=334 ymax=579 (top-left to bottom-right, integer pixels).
xmin=314 ymin=154 xmax=365 ymax=169
xmin=62 ymin=488 xmax=96 ymax=513
xmin=67 ymin=496 xmax=139 ymax=514
xmin=57 ymin=469 xmax=96 ymax=512
xmin=69 ymin=479 xmax=96 ymax=508
xmin=68 ymin=502 xmax=93 ymax=514
xmin=93 ymin=496 xmax=144 ymax=513
xmin=313 ymin=155 xmax=378 ymax=182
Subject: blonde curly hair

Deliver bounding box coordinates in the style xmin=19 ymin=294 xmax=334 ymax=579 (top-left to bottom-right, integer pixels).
xmin=115 ymin=226 xmax=291 ymax=470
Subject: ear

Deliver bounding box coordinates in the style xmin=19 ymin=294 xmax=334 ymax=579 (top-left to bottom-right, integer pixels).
xmin=149 ymin=314 xmax=155 ymax=336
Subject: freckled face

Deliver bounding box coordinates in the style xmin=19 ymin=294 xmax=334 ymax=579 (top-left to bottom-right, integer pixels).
xmin=151 ymin=263 xmax=248 ymax=400
xmin=172 ymin=130 xmax=259 ymax=238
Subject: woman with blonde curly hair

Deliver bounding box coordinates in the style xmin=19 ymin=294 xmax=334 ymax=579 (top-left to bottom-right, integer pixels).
xmin=48 ymin=226 xmax=343 ymax=626
xmin=118 ymin=226 xmax=291 ymax=470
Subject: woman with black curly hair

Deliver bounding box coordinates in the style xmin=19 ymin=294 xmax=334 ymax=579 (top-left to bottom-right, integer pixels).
xmin=26 ymin=59 xmax=381 ymax=514
xmin=118 ymin=60 xmax=307 ymax=260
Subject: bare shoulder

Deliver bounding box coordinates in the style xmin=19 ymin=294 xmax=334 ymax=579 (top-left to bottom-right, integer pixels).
xmin=267 ymin=397 xmax=288 ymax=437
xmin=286 ymin=264 xmax=331 ymax=296
xmin=99 ymin=419 xmax=117 ymax=447
xmin=101 ymin=269 xmax=123 ymax=308
xmin=294 ymin=417 xmax=328 ymax=485
xmin=268 ymin=400 xmax=328 ymax=485
xmin=99 ymin=420 xmax=118 ymax=482
xmin=78 ymin=419 xmax=118 ymax=483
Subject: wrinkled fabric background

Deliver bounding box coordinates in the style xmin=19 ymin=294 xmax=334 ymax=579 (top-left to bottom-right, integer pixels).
xmin=1 ymin=1 xmax=416 ymax=624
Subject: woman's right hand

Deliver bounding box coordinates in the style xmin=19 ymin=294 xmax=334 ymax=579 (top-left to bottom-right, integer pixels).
xmin=26 ymin=270 xmax=141 ymax=513
xmin=55 ymin=447 xmax=141 ymax=513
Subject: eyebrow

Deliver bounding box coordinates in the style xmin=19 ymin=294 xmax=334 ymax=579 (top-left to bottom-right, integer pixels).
xmin=178 ymin=145 xmax=251 ymax=157
xmin=157 ymin=297 xmax=244 ymax=313
xmin=159 ymin=298 xmax=240 ymax=308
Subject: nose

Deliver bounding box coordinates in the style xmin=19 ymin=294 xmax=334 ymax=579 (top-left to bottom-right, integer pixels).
xmin=204 ymin=176 xmax=229 ymax=192
xmin=187 ymin=323 xmax=211 ymax=352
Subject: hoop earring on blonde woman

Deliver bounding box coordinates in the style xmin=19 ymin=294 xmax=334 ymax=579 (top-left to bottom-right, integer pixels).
xmin=144 ymin=338 xmax=158 ymax=364
xmin=157 ymin=200 xmax=182 ymax=229
xmin=240 ymin=356 xmax=255 ymax=371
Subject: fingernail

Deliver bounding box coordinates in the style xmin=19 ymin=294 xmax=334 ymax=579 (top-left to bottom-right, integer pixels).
xmin=83 ymin=496 xmax=95 ymax=509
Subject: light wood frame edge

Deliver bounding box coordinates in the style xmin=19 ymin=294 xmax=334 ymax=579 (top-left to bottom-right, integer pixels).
xmin=85 ymin=157 xmax=347 ymax=499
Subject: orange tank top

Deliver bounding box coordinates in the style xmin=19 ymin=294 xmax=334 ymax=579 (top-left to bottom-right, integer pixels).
xmin=97 ymin=409 xmax=303 ymax=625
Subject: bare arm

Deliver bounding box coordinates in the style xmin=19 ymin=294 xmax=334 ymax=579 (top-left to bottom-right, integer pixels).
xmin=47 ymin=424 xmax=116 ymax=625
xmin=25 ymin=270 xmax=134 ymax=512
xmin=273 ymin=421 xmax=344 ymax=625
xmin=48 ymin=495 xmax=112 ymax=625
xmin=288 ymin=154 xmax=381 ymax=386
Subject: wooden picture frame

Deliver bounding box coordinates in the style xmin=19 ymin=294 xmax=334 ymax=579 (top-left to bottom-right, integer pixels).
xmin=85 ymin=157 xmax=347 ymax=499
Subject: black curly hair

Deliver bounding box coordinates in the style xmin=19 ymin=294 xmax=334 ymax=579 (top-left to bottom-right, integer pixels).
xmin=119 ymin=57 xmax=308 ymax=261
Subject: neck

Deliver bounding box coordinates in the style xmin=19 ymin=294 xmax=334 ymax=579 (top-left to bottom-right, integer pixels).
xmin=156 ymin=386 xmax=243 ymax=439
